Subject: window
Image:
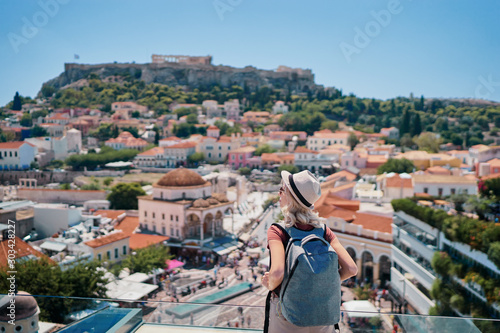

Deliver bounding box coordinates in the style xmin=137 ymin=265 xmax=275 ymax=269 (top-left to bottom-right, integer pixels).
xmin=107 ymin=251 xmax=111 ymax=260
xmin=176 ymin=229 xmax=179 ymax=237
xmin=144 ymin=211 xmax=147 ymax=217
xmin=450 ymin=188 xmax=456 ymax=195
xmin=153 ymin=224 xmax=156 ymax=232
xmin=219 ymin=153 xmax=221 ymax=158
xmin=171 ymin=227 xmax=174 ymax=236
xmin=176 ymin=215 xmax=179 ymax=222
xmin=219 ymin=146 xmax=222 ymax=150
xmin=14 ymin=152 xmax=17 ymax=157
xmin=123 ymin=246 xmax=127 ymax=255
xmin=354 ymin=160 xmax=357 ymax=166
xmin=98 ymin=254 xmax=102 ymax=261
xmin=170 ymin=215 xmax=173 ymax=221
xmin=438 ymin=188 xmax=443 ymax=196
xmin=232 ymin=155 xmax=235 ymax=160
xmin=152 ymin=212 xmax=155 ymax=218
xmin=162 ymin=213 xmax=165 ymax=219
xmin=209 ymin=153 xmax=211 ymax=158
xmin=9 ymin=151 xmax=12 ymax=157
xmin=345 ymin=161 xmax=349 ymax=166
xmin=423 ymin=187 xmax=428 ymax=194
xmin=115 ymin=248 xmax=119 ymax=258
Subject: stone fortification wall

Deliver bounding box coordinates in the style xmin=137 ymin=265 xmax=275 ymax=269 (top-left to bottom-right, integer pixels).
xmin=0 ymin=171 xmax=83 ymax=186
xmin=44 ymin=62 xmax=317 ymax=94
xmin=17 ymin=188 xmax=107 ymax=205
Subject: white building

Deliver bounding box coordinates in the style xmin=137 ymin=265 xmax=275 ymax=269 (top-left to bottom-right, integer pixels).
xmin=412 ymin=174 xmax=477 ymax=196
xmin=0 ymin=141 xmax=37 ymax=170
xmin=39 ymin=123 xmax=65 ymax=137
xmin=199 ymin=135 xmax=241 ymax=163
xmin=391 ymin=211 xmax=438 ymax=314
xmin=66 ymin=128 xmax=82 ymax=153
xmin=33 ymin=203 xmax=83 ymax=239
xmin=306 ymin=130 xmax=350 ymax=151
xmin=224 ymin=99 xmax=240 ymax=121
xmin=138 ymin=168 xmax=234 ymax=240
xmin=380 ymin=127 xmax=400 ymax=140
xmin=272 ymin=101 xmax=289 ymax=114
xmin=25 ymin=136 xmax=69 ymax=161
xmin=202 ymin=100 xmax=222 ymax=119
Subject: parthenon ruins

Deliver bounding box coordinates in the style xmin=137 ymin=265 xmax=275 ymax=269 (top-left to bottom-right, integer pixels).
xmin=151 ymin=54 xmax=212 ymax=65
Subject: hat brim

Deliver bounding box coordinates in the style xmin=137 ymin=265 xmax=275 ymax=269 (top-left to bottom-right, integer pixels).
xmin=281 ymin=170 xmax=314 ymax=210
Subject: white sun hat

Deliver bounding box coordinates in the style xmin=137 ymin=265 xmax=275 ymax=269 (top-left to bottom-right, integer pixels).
xmin=281 ymin=170 xmax=321 ymax=210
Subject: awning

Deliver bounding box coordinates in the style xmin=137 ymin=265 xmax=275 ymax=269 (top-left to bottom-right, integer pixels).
xmin=343 ymin=300 xmax=379 ymax=318
xmin=166 ymin=259 xmax=184 ymax=271
xmin=106 ymin=280 xmax=158 ymax=300
xmin=40 ymin=241 xmax=67 ymax=252
xmin=123 ymin=272 xmax=150 ymax=283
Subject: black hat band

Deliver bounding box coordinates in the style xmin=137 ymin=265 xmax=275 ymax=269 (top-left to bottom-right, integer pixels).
xmin=288 ymin=174 xmax=312 ymax=208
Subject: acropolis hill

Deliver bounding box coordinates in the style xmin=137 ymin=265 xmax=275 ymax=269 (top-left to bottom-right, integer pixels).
xmin=42 ymin=54 xmax=319 ymax=93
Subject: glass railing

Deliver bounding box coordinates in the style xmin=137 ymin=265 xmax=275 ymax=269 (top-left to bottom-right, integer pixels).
xmin=2 ymin=294 xmax=499 ymax=332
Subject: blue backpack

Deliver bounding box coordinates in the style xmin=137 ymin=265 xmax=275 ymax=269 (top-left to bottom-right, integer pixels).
xmin=274 ymin=222 xmax=341 ymax=327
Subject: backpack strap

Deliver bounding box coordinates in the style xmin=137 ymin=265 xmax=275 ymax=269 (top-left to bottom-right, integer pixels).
xmin=263 ymin=290 xmax=272 ymax=333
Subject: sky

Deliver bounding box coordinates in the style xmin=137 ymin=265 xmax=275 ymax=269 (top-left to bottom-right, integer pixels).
xmin=1 ymin=0 xmax=499 ymax=107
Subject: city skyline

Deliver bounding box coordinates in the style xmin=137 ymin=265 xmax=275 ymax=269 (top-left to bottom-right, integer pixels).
xmin=1 ymin=0 xmax=499 ymax=106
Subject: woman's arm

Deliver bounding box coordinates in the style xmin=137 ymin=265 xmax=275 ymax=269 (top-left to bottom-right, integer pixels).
xmin=330 ymin=237 xmax=358 ymax=280
xmin=263 ymin=239 xmax=286 ymax=291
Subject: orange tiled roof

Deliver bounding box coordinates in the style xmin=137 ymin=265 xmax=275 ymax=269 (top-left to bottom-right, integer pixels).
xmin=129 ymin=234 xmax=169 ymax=250
xmin=168 ymin=141 xmax=197 ymax=149
xmin=0 ymin=237 xmax=54 ymax=267
xmin=94 ymin=210 xmax=126 ymax=220
xmin=295 ymin=146 xmax=318 ymax=154
xmin=385 ymin=175 xmax=413 ymax=188
xmin=160 ymin=136 xmax=181 ymax=142
xmin=217 ymin=136 xmax=233 ymax=143
xmin=325 ymin=170 xmax=357 ymax=182
xmin=481 ymin=173 xmax=500 ymax=180
xmin=115 ymin=216 xmax=139 ymax=235
xmin=138 ymin=147 xmax=164 ymax=156
xmin=207 ymin=126 xmax=219 ymax=130
xmin=487 ymin=158 xmax=500 ymax=166
xmin=0 ymin=141 xmax=34 ymax=149
xmin=84 ymin=232 xmax=130 ymax=248
xmin=351 ymin=212 xmax=392 ymax=233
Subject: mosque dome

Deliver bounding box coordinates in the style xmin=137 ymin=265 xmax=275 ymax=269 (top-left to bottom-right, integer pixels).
xmin=0 ymin=291 xmax=38 ymax=321
xmin=156 ymin=167 xmax=208 ymax=187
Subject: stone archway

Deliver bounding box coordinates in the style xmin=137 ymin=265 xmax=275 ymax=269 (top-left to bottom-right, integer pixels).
xmin=361 ymin=251 xmax=374 ymax=284
xmin=203 ymin=213 xmax=214 ymax=239
xmin=186 ymin=214 xmax=201 ymax=238
xmin=378 ymin=255 xmax=391 ymax=288
xmin=346 ymin=247 xmax=357 ymax=262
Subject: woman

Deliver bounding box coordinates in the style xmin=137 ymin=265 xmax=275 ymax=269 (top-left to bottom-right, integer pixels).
xmin=262 ymin=170 xmax=358 ymax=332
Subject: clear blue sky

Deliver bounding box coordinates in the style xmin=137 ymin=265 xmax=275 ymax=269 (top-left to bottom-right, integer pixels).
xmin=1 ymin=0 xmax=499 ymax=107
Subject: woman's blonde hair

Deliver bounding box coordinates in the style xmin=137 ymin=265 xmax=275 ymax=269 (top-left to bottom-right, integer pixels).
xmin=281 ymin=185 xmax=322 ymax=228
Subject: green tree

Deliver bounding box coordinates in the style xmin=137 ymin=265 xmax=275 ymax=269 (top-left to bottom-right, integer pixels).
xmin=30 ymin=161 xmax=39 ymax=170
xmin=400 ymin=109 xmax=411 ymax=135
xmin=12 ymin=91 xmax=22 ymax=110
xmin=107 ymin=182 xmax=146 ymax=209
xmin=31 ymin=125 xmax=48 ymax=137
xmin=60 ymin=183 xmax=71 ymax=190
xmin=254 ymin=144 xmax=276 ymax=156
xmin=377 ymin=158 xmax=415 ymax=174
xmin=320 ymin=120 xmax=339 ymax=131
xmin=487 ymin=242 xmax=500 ymax=269
xmin=278 ymin=164 xmax=299 ymax=174
xmin=48 ymin=159 xmax=64 ymax=169
xmin=103 ymin=177 xmax=114 ymax=186
xmin=0 ymin=259 xmax=107 ymax=323
xmin=411 ymin=113 xmax=422 ymax=137
xmin=20 ymin=113 xmax=32 ymax=127
xmin=480 ymin=178 xmax=500 ymax=197
xmin=414 ymin=132 xmax=442 ymax=153
xmin=238 ymin=167 xmax=251 ymax=176
xmin=120 ymin=245 xmax=172 ymax=274
xmin=348 ymin=132 xmax=359 ymax=150
xmin=187 ymin=152 xmax=205 ymax=166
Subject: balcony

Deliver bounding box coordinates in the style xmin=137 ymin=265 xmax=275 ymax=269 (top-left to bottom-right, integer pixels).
xmin=391 ymin=267 xmax=435 ymax=315
xmin=9 ymin=294 xmax=499 ymax=332
xmin=392 ymin=245 xmax=436 ymax=290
